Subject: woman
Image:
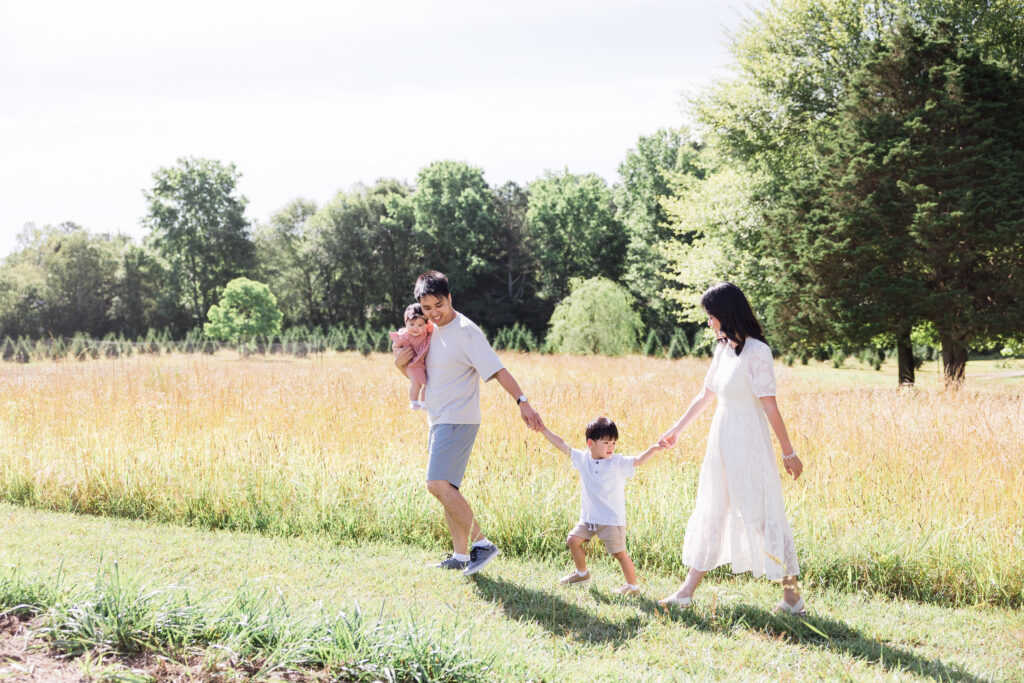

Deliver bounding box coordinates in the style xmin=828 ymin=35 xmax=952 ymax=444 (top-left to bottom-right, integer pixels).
xmin=657 ymin=282 xmax=806 ymax=614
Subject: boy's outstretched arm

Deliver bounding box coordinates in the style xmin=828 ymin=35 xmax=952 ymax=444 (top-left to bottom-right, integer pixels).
xmin=633 ymin=443 xmax=663 ymax=467
xmin=540 ymin=427 xmax=571 ymax=456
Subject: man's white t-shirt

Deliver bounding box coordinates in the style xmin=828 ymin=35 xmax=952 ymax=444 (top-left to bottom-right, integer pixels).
xmin=569 ymin=448 xmax=637 ymax=527
xmin=424 ymin=312 xmax=505 ymax=426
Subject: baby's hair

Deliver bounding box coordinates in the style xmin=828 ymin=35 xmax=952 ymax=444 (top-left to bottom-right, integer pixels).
xmin=404 ymin=303 xmax=427 ymax=323
xmin=585 ymin=416 xmax=618 ymax=442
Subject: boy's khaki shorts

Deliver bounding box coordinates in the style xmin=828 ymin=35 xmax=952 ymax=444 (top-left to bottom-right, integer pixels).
xmin=569 ymin=522 xmax=627 ymax=555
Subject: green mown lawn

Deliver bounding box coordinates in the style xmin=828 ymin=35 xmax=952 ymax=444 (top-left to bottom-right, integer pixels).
xmin=2 ymin=504 xmax=1020 ymax=681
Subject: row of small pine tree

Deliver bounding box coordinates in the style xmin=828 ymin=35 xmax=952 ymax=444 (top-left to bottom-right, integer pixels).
xmin=781 ymin=344 xmax=938 ymax=370
xmin=7 ymin=326 xmax=933 ymax=364
xmin=0 ymin=325 xmax=399 ymax=363
xmin=0 ymin=326 xmax=727 ymax=363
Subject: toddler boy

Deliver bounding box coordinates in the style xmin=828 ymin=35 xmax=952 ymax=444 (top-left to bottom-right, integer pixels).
xmin=541 ymin=417 xmax=662 ymax=595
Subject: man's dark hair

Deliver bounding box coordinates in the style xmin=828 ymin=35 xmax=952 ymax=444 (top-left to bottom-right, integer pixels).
xmin=414 ymin=270 xmax=450 ymax=301
xmin=403 ymin=303 xmax=426 ymax=323
xmin=585 ymin=416 xmax=618 ymax=442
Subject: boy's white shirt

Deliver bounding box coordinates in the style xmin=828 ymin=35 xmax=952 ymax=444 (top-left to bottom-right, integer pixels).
xmin=423 ymin=311 xmax=504 ymax=425
xmin=569 ymin=447 xmax=637 ymax=527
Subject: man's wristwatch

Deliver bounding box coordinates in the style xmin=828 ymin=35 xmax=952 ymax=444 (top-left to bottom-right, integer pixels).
xmin=516 ymin=395 xmax=528 ymax=405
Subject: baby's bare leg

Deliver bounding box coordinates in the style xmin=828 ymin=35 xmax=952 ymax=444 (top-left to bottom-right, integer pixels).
xmin=409 ymin=378 xmax=424 ymax=402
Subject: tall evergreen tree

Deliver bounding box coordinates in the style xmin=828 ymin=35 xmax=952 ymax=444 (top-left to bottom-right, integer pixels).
xmin=767 ymin=19 xmax=1024 ymax=385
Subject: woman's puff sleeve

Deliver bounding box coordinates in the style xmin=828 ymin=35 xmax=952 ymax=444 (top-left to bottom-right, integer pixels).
xmin=746 ymin=341 xmax=777 ymax=397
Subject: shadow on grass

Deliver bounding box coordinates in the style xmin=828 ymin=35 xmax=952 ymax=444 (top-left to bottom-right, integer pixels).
xmin=640 ymin=598 xmax=985 ymax=683
xmin=470 ymin=575 xmax=645 ymax=647
xmin=473 ymin=576 xmax=983 ymax=681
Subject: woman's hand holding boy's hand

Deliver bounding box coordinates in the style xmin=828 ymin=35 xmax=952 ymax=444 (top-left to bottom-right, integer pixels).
xmin=657 ymin=429 xmax=680 ymax=448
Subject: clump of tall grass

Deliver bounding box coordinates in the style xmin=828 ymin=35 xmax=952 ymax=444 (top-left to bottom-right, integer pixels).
xmin=1 ymin=352 xmax=1021 ymax=607
xmin=0 ymin=565 xmax=494 ymax=682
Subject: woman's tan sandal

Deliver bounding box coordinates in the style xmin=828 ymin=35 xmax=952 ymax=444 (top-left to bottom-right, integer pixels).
xmin=773 ymin=598 xmax=806 ymax=615
xmin=658 ymin=593 xmax=693 ymax=608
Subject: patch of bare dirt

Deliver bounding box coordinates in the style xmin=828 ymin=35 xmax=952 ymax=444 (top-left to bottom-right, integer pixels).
xmin=0 ymin=614 xmax=329 ymax=681
xmin=0 ymin=613 xmax=84 ymax=682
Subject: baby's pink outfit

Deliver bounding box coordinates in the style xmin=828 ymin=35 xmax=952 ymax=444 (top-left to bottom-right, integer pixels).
xmin=390 ymin=324 xmax=432 ymax=385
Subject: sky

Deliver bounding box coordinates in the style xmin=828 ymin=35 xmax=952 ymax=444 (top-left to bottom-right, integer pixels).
xmin=0 ymin=0 xmax=750 ymax=257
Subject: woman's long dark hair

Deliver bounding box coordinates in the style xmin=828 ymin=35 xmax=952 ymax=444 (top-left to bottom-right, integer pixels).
xmin=700 ymin=282 xmax=766 ymax=355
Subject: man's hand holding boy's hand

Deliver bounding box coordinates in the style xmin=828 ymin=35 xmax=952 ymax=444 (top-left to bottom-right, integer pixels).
xmin=520 ymin=402 xmax=544 ymax=431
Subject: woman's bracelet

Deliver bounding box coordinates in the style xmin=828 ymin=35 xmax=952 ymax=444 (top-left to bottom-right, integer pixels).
xmin=782 ymin=452 xmax=798 ymax=461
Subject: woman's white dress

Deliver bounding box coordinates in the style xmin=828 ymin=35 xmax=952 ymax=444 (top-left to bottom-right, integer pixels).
xmin=682 ymin=337 xmax=800 ymax=580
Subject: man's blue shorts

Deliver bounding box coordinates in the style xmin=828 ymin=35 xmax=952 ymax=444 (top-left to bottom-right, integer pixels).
xmin=426 ymin=423 xmax=480 ymax=489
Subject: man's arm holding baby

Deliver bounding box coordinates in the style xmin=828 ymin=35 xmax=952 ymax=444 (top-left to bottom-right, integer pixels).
xmin=632 ymin=443 xmax=664 ymax=467
xmin=393 ymin=346 xmax=413 ymax=378
xmin=540 ymin=428 xmax=571 ymax=456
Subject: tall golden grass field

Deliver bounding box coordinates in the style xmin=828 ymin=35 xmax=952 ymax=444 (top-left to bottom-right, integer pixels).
xmin=1 ymin=351 xmax=1021 ymax=606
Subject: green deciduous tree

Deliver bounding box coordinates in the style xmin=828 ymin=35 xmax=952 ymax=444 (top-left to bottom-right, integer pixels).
xmin=254 ymin=198 xmax=321 ymax=328
xmin=662 ymin=164 xmax=772 ymax=327
xmin=204 ymin=277 xmax=282 ymax=343
xmin=0 ymin=223 xmax=125 ymax=338
xmin=546 ymin=277 xmax=643 ymax=356
xmin=108 ymin=243 xmax=169 ymax=338
xmin=410 ymin=161 xmax=502 ymax=323
xmin=617 ymin=128 xmax=704 ymax=338
xmin=697 ymin=0 xmax=1024 ymax=181
xmin=527 ymin=170 xmax=625 ymax=306
xmin=489 ymin=181 xmax=544 ymax=331
xmin=307 ymin=179 xmax=419 ymax=328
xmin=143 ymin=157 xmax=256 ymax=330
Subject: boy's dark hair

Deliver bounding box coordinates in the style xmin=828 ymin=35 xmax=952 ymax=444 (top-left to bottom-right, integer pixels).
xmin=585 ymin=416 xmax=618 ymax=442
xmin=414 ymin=270 xmax=450 ymax=301
xmin=403 ymin=303 xmax=426 ymax=323
xmin=700 ymin=281 xmax=766 ymax=356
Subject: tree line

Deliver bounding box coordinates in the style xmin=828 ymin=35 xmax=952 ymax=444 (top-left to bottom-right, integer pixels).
xmin=0 ymin=142 xmax=700 ymax=348
xmin=2 ymin=0 xmax=1023 ymax=385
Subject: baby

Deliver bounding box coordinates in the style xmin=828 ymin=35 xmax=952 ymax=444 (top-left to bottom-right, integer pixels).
xmin=389 ymin=303 xmax=433 ymax=410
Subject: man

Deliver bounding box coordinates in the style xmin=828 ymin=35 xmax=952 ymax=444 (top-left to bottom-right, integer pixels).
xmin=395 ymin=270 xmax=544 ymax=575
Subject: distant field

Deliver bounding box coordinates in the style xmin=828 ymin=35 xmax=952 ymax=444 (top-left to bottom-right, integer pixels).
xmin=785 ymin=354 xmax=1024 ymax=390
xmin=1 ymin=350 xmax=1022 ymax=608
